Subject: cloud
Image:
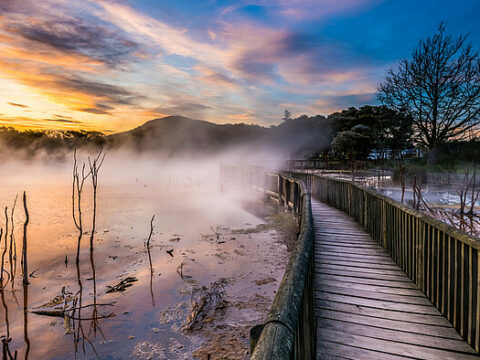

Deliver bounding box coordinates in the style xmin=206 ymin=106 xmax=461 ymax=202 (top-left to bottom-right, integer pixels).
xmin=0 ymin=57 xmax=139 ymax=109
xmin=1 ymin=2 xmax=142 ymax=68
xmin=78 ymin=108 xmax=112 ymax=115
xmin=264 ymin=0 xmax=379 ymax=21
xmin=313 ymin=92 xmax=378 ymax=114
xmin=44 ymin=118 xmax=82 ymax=124
xmin=8 ymin=102 xmax=29 ymax=108
xmin=155 ymin=102 xmax=212 ymax=116
xmin=53 ymin=114 xmax=72 ymax=119
xmin=56 ymin=76 xmax=135 ymax=104
xmin=195 ymin=66 xmax=239 ymax=88
xmin=96 ymin=1 xmax=223 ymax=64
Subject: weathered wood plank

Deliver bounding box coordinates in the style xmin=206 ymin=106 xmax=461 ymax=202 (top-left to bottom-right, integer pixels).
xmin=316 ymin=292 xmax=441 ymax=315
xmin=318 ymin=318 xmax=476 ymax=353
xmin=316 ymin=268 xmax=413 ymax=283
xmin=318 ymin=328 xmax=479 ymax=360
xmin=317 ymin=284 xmax=433 ymax=305
xmin=318 ymin=278 xmax=425 ymax=297
xmin=316 ymin=263 xmax=407 ymax=277
xmin=317 ymin=299 xmax=451 ymax=326
xmin=316 ymin=258 xmax=405 ymax=271
xmin=318 ymin=308 xmax=464 ymax=340
xmin=317 ymin=273 xmax=420 ymax=290
xmin=317 ymin=340 xmax=411 ymax=360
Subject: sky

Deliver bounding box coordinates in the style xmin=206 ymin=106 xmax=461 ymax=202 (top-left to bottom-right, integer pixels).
xmin=0 ymin=0 xmax=479 ymax=133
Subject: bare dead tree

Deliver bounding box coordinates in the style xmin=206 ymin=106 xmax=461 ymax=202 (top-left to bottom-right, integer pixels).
xmin=22 ymin=192 xmax=29 ymax=285
xmin=449 ymin=167 xmax=474 ymax=214
xmin=146 ymin=215 xmax=155 ymax=249
xmin=399 ymin=163 xmax=406 ymax=203
xmin=88 ymin=150 xmax=105 ymax=251
xmin=468 ymin=165 xmax=480 ymax=215
xmin=85 ymin=149 xmax=106 ymax=339
xmin=0 ymin=207 xmax=6 ymax=286
xmin=8 ymin=196 xmax=17 ymax=290
xmin=72 ymin=149 xmax=91 ymax=263
xmin=0 ymin=229 xmax=5 ymax=288
xmin=412 ymin=176 xmax=417 ymax=209
xmin=146 ymin=215 xmax=155 ymax=307
xmin=378 ymin=23 xmax=480 ymax=160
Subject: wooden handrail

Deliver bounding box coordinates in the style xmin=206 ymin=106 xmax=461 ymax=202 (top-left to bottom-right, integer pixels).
xmin=220 ymin=164 xmax=316 ymax=359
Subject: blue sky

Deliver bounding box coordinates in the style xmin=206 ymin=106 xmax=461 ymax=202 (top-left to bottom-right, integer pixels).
xmin=0 ymin=0 xmax=478 ymax=132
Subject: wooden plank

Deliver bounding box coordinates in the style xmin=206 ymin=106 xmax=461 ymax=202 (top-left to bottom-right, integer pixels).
xmin=317 ymin=247 xmax=393 ymax=258
xmin=317 ymin=248 xmax=393 ymax=259
xmin=318 ymin=328 xmax=480 ymax=360
xmin=316 ymin=254 xmax=399 ymax=266
xmin=315 ymin=229 xmax=371 ymax=237
xmin=316 ymin=258 xmax=405 ymax=271
xmin=318 ymin=278 xmax=425 ymax=297
xmin=316 ymin=263 xmax=407 ymax=277
xmin=317 ymin=284 xmax=433 ymax=306
xmin=317 ymin=299 xmax=452 ymax=327
xmin=317 ymin=340 xmax=411 ymax=360
xmin=316 ymin=268 xmax=412 ymax=283
xmin=318 ymin=308 xmax=465 ymax=340
xmin=316 ymin=292 xmax=441 ymax=315
xmin=317 ymin=273 xmax=420 ymax=290
xmin=316 ymin=239 xmax=379 ymax=247
xmin=318 ymin=318 xmax=476 ymax=353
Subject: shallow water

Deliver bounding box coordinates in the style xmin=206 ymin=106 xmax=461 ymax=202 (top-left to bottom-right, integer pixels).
xmin=0 ymin=155 xmax=283 ymax=359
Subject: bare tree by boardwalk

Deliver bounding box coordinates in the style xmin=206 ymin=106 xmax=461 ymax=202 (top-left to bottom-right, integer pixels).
xmin=378 ymin=22 xmax=480 ymax=161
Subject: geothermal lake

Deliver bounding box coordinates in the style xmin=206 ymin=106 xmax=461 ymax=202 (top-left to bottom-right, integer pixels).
xmin=0 ymin=155 xmax=290 ymax=359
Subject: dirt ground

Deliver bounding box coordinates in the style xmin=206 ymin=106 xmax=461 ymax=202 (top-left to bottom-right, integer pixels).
xmin=190 ymin=200 xmax=297 ymax=359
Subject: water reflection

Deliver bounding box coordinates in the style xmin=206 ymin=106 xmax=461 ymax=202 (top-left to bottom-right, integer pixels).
xmin=1 ymin=288 xmax=13 ymax=360
xmin=23 ymin=284 xmax=30 ymax=360
xmin=0 ymin=157 xmax=271 ymax=359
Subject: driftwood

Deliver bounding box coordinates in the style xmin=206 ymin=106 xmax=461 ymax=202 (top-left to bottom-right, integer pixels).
xmin=182 ymin=278 xmax=227 ymax=331
xmin=105 ymin=277 xmax=138 ymax=293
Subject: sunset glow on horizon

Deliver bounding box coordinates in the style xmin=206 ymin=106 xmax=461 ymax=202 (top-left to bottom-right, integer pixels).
xmin=0 ymin=0 xmax=479 ymax=133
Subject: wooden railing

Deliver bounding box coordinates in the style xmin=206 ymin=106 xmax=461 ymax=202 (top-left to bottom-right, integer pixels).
xmin=291 ymin=171 xmax=480 ymax=352
xmin=220 ymin=165 xmax=316 ymax=359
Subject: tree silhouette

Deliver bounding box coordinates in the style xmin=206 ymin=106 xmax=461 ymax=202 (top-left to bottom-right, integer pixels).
xmin=378 ymin=23 xmax=480 ymax=159
xmin=282 ymin=109 xmax=292 ymax=122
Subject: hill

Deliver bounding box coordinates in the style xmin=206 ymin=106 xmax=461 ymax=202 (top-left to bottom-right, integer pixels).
xmin=106 ymin=115 xmax=333 ymax=157
xmin=106 ymin=115 xmax=268 ymax=155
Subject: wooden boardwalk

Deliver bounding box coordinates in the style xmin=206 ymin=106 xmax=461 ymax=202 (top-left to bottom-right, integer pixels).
xmin=312 ymin=199 xmax=480 ymax=360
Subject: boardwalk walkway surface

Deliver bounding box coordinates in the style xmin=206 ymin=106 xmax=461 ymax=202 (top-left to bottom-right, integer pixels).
xmin=312 ymin=199 xmax=480 ymax=360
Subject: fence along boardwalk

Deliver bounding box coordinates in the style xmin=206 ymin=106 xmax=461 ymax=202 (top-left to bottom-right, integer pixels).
xmin=312 ymin=199 xmax=479 ymax=359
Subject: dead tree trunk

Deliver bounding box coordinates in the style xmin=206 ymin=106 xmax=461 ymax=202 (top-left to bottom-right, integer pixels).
xmin=22 ymin=192 xmax=29 ymax=285
xmin=88 ymin=150 xmax=105 ymax=251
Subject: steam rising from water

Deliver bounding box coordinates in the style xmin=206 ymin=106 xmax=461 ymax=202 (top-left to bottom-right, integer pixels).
xmin=0 ymin=147 xmax=289 ymax=359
